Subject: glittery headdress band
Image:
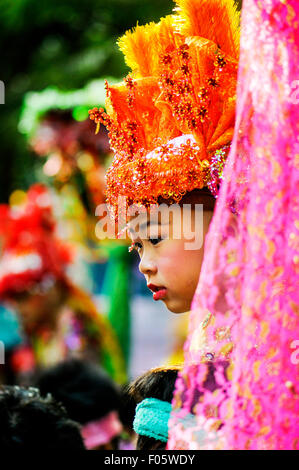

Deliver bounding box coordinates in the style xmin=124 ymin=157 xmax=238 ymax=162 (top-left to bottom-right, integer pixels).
xmin=89 ymin=0 xmax=240 ymax=213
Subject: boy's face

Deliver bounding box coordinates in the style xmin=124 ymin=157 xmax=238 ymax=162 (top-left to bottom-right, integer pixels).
xmin=127 ymin=204 xmax=213 ymax=313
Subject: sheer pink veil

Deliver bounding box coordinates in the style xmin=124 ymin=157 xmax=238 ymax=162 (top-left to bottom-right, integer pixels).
xmin=168 ymin=0 xmax=299 ymax=450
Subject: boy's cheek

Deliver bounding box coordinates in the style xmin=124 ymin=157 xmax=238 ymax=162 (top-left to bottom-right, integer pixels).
xmin=158 ymin=249 xmax=184 ymax=279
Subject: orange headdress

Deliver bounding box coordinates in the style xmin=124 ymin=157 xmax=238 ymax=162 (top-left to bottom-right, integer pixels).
xmin=89 ymin=0 xmax=240 ymax=214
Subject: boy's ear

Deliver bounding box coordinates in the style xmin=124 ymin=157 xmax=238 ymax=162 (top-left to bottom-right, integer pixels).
xmin=205 ymin=210 xmax=214 ymax=224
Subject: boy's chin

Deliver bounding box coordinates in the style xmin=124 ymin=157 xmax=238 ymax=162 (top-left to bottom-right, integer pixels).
xmin=163 ymin=298 xmax=191 ymax=314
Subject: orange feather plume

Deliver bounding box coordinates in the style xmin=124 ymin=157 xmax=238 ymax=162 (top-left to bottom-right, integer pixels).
xmin=174 ymin=0 xmax=240 ymax=59
xmin=117 ymin=16 xmax=183 ymax=78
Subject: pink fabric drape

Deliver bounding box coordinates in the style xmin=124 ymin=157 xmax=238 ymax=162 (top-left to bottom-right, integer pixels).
xmin=168 ymin=0 xmax=299 ymax=450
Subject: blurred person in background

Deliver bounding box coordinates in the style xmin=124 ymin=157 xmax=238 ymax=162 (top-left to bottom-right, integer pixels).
xmin=0 ymin=184 xmax=126 ymax=385
xmin=0 ymin=385 xmax=85 ymax=450
xmin=36 ymin=358 xmax=134 ymax=449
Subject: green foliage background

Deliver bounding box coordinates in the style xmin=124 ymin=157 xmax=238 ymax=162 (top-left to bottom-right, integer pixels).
xmin=0 ymin=0 xmax=173 ymax=202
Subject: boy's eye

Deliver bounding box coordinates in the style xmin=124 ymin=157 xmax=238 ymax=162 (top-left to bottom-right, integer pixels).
xmin=128 ymin=237 xmax=163 ymax=253
xmin=149 ymin=237 xmax=163 ymax=246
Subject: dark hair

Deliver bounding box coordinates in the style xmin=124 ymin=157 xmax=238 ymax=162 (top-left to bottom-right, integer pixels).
xmin=118 ymin=384 xmax=137 ymax=431
xmin=36 ymin=358 xmax=121 ymax=425
xmin=126 ymin=366 xmax=180 ymax=450
xmin=158 ymin=187 xmax=216 ymax=212
xmin=0 ymin=385 xmax=85 ymax=450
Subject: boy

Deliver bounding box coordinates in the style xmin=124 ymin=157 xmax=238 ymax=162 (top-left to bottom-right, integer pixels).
xmin=90 ymin=0 xmax=239 ymax=314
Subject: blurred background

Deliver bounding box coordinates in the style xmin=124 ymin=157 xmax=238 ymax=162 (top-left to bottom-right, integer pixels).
xmin=0 ymin=0 xmax=191 ymax=389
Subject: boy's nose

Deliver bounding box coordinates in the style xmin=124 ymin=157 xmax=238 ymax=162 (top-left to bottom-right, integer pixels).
xmin=138 ymin=255 xmax=157 ymax=277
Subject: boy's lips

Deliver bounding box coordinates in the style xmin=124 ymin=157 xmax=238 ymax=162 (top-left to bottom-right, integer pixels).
xmin=147 ymin=283 xmax=167 ymax=301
